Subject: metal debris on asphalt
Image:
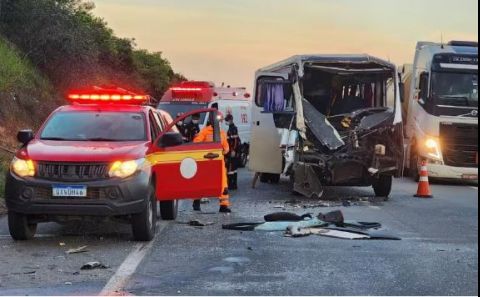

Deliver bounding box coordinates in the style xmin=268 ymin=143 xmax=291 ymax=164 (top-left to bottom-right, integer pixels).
xmin=66 ymin=245 xmax=88 ymax=254
xmin=80 ymin=261 xmax=109 ymax=270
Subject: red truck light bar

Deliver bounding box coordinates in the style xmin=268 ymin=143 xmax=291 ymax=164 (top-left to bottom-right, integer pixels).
xmin=67 ymin=86 xmax=149 ymax=104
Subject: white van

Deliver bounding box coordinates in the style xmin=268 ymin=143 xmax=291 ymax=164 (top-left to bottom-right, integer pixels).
xmin=249 ymin=55 xmax=404 ymax=199
xmin=158 ymin=81 xmax=252 ymax=166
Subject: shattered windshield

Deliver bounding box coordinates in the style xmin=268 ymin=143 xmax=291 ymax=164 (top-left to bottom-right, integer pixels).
xmin=431 ymin=72 xmax=478 ymax=107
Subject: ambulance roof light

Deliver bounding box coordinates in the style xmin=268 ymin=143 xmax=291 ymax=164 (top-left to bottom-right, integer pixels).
xmin=67 ymin=86 xmax=149 ymax=104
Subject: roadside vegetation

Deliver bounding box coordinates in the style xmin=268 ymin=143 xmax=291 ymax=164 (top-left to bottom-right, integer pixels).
xmin=0 ymin=0 xmax=186 ymax=196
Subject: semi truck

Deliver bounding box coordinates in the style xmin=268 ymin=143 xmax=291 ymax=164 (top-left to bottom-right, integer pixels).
xmin=400 ymin=41 xmax=478 ymax=181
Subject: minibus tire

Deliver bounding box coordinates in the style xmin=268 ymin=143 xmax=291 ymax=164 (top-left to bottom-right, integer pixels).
xmin=131 ymin=185 xmax=157 ymax=241
xmin=8 ymin=212 xmax=37 ymax=240
xmin=372 ymin=175 xmax=392 ymax=200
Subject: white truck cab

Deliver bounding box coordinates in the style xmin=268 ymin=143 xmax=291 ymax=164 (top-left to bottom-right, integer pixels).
xmin=401 ymin=41 xmax=478 ymax=181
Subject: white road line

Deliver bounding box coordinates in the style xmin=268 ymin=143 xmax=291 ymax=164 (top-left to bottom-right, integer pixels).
xmin=369 ymin=206 xmax=381 ymax=210
xmin=99 ymin=222 xmax=168 ymax=296
xmin=0 ymin=234 xmax=57 ymax=239
xmin=470 ymin=186 xmax=478 ymax=191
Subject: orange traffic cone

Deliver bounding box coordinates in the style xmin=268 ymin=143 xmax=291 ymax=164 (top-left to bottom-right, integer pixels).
xmin=414 ymin=161 xmax=433 ymax=198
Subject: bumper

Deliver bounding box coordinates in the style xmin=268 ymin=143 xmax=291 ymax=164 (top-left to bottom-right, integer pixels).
xmin=5 ymin=171 xmax=151 ymax=217
xmin=426 ymin=163 xmax=478 ymax=180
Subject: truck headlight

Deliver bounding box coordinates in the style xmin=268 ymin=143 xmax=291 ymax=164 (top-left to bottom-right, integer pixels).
xmin=425 ymin=138 xmax=442 ymax=160
xmin=11 ymin=157 xmax=35 ymax=177
xmin=108 ymin=158 xmax=145 ymax=178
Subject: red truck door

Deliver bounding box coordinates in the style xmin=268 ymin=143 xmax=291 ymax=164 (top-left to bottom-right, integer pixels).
xmin=147 ymin=109 xmax=224 ymax=200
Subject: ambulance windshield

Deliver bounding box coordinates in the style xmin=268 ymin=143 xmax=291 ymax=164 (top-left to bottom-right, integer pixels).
xmin=158 ymin=102 xmax=208 ymax=121
xmin=40 ymin=111 xmax=147 ymax=141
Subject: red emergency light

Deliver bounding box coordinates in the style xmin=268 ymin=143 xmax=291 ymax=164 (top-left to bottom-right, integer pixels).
xmin=67 ymin=86 xmax=149 ymax=104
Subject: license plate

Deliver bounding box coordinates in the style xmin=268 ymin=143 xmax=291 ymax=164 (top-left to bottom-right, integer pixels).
xmin=462 ymin=174 xmax=478 ymax=180
xmin=52 ymin=185 xmax=87 ymax=197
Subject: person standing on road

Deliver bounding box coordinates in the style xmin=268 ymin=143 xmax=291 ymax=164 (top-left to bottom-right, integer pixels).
xmin=193 ymin=113 xmax=231 ymax=213
xmin=225 ymin=114 xmax=241 ymax=190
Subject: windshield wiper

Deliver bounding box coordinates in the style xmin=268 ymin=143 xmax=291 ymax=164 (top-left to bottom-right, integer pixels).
xmin=84 ymin=137 xmax=123 ymax=142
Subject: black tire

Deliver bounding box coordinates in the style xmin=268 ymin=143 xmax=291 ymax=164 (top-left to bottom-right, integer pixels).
xmin=410 ymin=146 xmax=420 ymax=182
xmin=8 ymin=212 xmax=37 ymax=240
xmin=239 ymin=151 xmax=248 ymax=168
xmin=160 ymin=200 xmax=178 ymax=220
xmin=259 ymin=173 xmax=270 ymax=183
xmin=269 ymin=174 xmax=281 ymax=184
xmin=373 ymin=175 xmax=393 ymax=200
xmin=131 ymin=185 xmax=157 ymax=241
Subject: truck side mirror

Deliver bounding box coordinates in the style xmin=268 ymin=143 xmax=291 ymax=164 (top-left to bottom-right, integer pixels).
xmin=17 ymin=129 xmax=34 ymax=145
xmin=157 ymin=132 xmax=184 ymax=148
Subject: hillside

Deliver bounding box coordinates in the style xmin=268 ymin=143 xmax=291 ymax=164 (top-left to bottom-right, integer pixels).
xmin=0 ymin=0 xmax=186 ymax=198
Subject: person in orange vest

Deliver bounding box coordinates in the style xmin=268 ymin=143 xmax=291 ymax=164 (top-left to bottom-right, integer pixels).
xmin=193 ymin=112 xmax=231 ymax=213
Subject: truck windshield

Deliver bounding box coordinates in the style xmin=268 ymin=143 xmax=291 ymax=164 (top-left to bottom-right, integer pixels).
xmin=431 ymin=72 xmax=478 ymax=107
xmin=158 ymin=102 xmax=208 ymax=121
xmin=40 ymin=111 xmax=147 ymax=141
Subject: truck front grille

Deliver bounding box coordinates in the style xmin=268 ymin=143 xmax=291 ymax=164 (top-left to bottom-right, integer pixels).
xmin=37 ymin=162 xmax=109 ymax=181
xmin=440 ymin=123 xmax=478 ymax=168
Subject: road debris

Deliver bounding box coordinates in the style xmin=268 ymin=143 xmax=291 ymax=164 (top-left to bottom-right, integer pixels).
xmin=80 ymin=261 xmax=109 ymax=270
xmin=66 ymin=245 xmax=88 ymax=254
xmin=224 ymin=210 xmax=399 ymax=240
xmin=189 ymin=220 xmax=214 ymax=227
xmin=264 ymin=212 xmax=312 ymax=222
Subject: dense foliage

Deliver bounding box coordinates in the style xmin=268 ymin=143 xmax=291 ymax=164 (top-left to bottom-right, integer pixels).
xmin=0 ymin=0 xmax=185 ymax=101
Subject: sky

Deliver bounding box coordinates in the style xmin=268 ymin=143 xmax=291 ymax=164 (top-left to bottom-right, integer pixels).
xmin=93 ymin=0 xmax=478 ymax=91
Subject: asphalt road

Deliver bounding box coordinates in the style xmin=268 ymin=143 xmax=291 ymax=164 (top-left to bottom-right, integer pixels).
xmin=0 ymin=170 xmax=477 ymax=296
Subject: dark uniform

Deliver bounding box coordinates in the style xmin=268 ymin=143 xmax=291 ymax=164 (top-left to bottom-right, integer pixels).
xmin=225 ymin=114 xmax=241 ymax=190
xmin=184 ymin=121 xmax=200 ymax=142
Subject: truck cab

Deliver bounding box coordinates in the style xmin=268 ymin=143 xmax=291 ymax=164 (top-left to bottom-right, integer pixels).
xmin=401 ymin=41 xmax=478 ymax=181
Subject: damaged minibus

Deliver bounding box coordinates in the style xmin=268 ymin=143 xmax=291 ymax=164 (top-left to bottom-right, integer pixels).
xmin=249 ymin=55 xmax=404 ymax=199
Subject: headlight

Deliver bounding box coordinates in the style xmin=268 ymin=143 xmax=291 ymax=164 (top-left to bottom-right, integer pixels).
xmin=11 ymin=157 xmax=35 ymax=177
xmin=424 ymin=138 xmax=442 ymax=160
xmin=108 ymin=158 xmax=145 ymax=178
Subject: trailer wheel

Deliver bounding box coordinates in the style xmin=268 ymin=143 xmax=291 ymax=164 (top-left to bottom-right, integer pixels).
xmin=373 ymin=175 xmax=393 ymax=200
xmin=8 ymin=212 xmax=37 ymax=240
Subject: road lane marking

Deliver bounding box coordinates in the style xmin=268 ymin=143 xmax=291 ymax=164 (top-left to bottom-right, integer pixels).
xmin=470 ymin=186 xmax=478 ymax=191
xmin=99 ymin=222 xmax=169 ymax=296
xmin=0 ymin=234 xmax=57 ymax=239
xmin=369 ymin=206 xmax=381 ymax=210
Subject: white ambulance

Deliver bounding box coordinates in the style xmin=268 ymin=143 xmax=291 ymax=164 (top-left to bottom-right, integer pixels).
xmin=158 ymin=81 xmax=252 ymax=166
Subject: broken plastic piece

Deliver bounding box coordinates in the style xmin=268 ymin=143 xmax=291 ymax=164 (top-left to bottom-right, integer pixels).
xmin=264 ymin=212 xmax=312 ymax=222
xmin=80 ymin=262 xmax=109 ymax=270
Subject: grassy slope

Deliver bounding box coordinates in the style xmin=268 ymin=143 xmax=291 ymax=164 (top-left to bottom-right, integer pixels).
xmin=0 ymin=37 xmax=61 ymax=199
